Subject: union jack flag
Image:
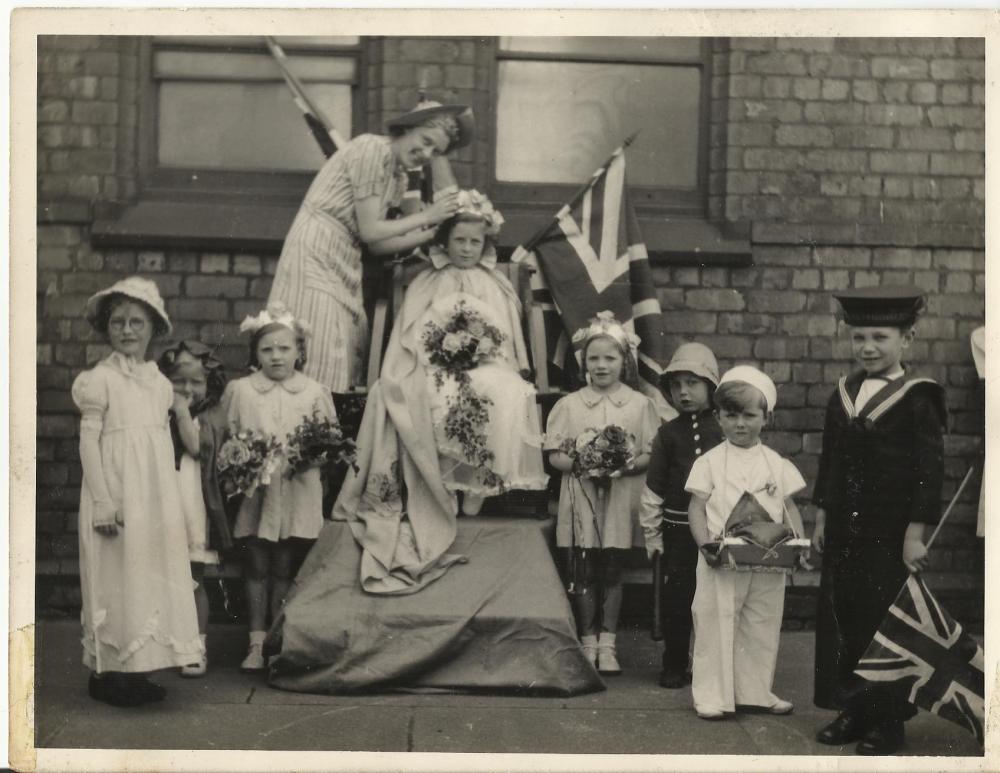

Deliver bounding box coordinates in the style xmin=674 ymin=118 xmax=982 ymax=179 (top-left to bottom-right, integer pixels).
xmin=855 ymin=573 xmax=984 ymax=745
xmin=512 ymin=144 xmax=672 ymax=415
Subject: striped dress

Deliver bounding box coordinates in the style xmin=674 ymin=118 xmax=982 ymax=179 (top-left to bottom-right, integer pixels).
xmin=269 ymin=134 xmax=409 ymax=392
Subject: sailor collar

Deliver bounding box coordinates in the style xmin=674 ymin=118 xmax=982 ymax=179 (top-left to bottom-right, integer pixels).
xmin=838 ymin=367 xmax=939 ymax=424
xmin=580 ymin=384 xmax=633 ymax=408
xmin=248 ymin=369 xmax=310 ymax=394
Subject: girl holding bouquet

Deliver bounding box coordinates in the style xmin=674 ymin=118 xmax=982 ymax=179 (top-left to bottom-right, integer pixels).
xmin=417 ymin=191 xmax=548 ymax=515
xmin=221 ymin=303 xmax=336 ymax=671
xmin=331 ymin=190 xmax=546 ymax=594
xmin=157 ymin=340 xmax=232 ymax=678
xmin=545 ymin=313 xmax=659 ymax=674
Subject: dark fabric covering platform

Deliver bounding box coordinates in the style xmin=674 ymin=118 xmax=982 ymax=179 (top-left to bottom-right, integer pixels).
xmin=266 ymin=518 xmax=605 ymax=696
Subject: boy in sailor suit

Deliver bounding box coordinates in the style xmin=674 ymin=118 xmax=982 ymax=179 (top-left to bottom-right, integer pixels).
xmin=812 ymin=286 xmax=947 ymax=756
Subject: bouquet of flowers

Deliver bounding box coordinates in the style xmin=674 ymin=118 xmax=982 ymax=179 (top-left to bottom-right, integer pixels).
xmin=560 ymin=424 xmax=636 ymax=488
xmin=217 ymin=428 xmax=283 ymax=499
xmin=284 ymin=409 xmax=358 ymax=478
xmin=422 ymin=300 xmax=506 ymax=388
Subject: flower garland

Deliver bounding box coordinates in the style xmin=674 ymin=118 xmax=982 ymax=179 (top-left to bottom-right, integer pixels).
xmin=421 ymin=299 xmax=507 ymax=489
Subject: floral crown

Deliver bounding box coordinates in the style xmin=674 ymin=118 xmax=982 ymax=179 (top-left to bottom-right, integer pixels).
xmin=239 ymin=302 xmax=311 ymax=339
xmin=571 ymin=311 xmax=641 ymax=353
xmin=454 ymin=189 xmax=505 ymax=237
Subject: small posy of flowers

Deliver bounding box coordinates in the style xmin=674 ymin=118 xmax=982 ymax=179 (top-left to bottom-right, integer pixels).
xmin=284 ymin=410 xmax=358 ymax=479
xmin=422 ymin=300 xmax=506 ymax=388
xmin=560 ymin=424 xmax=635 ymax=486
xmin=217 ymin=428 xmax=284 ymax=499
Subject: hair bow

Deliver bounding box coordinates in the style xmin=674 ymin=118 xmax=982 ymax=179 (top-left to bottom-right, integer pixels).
xmin=239 ymin=301 xmax=311 ymax=338
xmin=571 ymin=310 xmax=641 ymax=352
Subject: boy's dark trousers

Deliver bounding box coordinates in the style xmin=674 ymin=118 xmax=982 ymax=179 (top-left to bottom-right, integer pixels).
xmin=659 ymin=521 xmax=698 ymax=675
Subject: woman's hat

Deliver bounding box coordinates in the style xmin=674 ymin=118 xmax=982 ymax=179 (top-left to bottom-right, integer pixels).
xmin=833 ymin=285 xmax=926 ymax=327
xmin=85 ymin=275 xmax=171 ymax=336
xmin=386 ymin=100 xmax=475 ymax=151
xmin=719 ymin=365 xmax=777 ymax=413
xmin=663 ymin=342 xmax=720 ymax=387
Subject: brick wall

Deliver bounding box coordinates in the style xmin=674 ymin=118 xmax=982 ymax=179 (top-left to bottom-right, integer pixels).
xmin=36 ymin=36 xmax=984 ymax=624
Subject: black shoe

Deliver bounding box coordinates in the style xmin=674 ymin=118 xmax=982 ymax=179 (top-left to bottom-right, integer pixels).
xmin=856 ymin=721 xmax=904 ymax=756
xmin=128 ymin=674 xmax=167 ymax=703
xmin=816 ymin=712 xmax=866 ymax=745
xmin=658 ymin=669 xmax=687 ymax=689
xmin=88 ymin=673 xmax=144 ymax=708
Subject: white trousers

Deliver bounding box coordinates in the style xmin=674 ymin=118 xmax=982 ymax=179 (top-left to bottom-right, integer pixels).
xmin=691 ymin=557 xmax=785 ymax=714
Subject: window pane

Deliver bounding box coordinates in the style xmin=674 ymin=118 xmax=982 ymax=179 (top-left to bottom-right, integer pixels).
xmin=154 ymin=50 xmax=356 ymax=82
xmin=499 ymin=36 xmax=701 ymax=61
xmin=496 ymin=60 xmax=700 ymax=188
xmin=155 ymin=35 xmax=359 ymax=49
xmin=157 ymin=82 xmax=351 ymax=171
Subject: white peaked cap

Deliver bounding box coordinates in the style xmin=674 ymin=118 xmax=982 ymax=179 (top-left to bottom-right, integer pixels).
xmin=719 ymin=365 xmax=778 ymax=413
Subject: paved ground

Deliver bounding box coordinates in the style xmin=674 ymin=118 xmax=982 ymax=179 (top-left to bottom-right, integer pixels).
xmin=32 ymin=619 xmax=982 ymax=759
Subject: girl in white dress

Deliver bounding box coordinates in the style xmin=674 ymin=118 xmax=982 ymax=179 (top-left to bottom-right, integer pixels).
xmin=73 ymin=277 xmax=202 ymax=706
xmin=545 ymin=313 xmax=660 ymax=674
xmin=158 ymin=340 xmax=232 ymax=678
xmin=222 ymin=303 xmax=336 ymax=671
xmin=416 ymin=191 xmax=548 ymax=514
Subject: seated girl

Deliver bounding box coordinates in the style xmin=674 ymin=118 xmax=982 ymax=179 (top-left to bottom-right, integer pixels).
xmin=332 ymin=190 xmax=547 ymax=594
xmin=416 ymin=192 xmax=548 ymax=515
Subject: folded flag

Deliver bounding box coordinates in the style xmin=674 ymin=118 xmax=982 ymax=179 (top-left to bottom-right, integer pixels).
xmin=512 ymin=142 xmax=671 ymax=414
xmin=855 ymin=573 xmax=984 ymax=745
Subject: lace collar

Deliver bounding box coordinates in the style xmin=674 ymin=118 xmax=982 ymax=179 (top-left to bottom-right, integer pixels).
xmin=426 ymin=243 xmax=498 ymax=271
xmin=247 ymin=369 xmax=310 ymax=394
xmin=102 ymin=350 xmax=159 ymax=381
xmin=580 ymin=383 xmax=633 ymax=408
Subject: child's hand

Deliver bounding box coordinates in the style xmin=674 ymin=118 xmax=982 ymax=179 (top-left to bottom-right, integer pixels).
xmin=700 ymin=542 xmax=723 ymax=568
xmin=903 ymin=538 xmax=929 ymax=573
xmin=172 ymin=391 xmax=192 ymax=415
xmin=93 ymin=501 xmax=122 ymax=536
xmin=811 ymin=521 xmax=825 ymax=555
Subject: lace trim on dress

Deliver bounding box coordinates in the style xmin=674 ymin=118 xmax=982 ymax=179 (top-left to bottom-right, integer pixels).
xmin=81 ymin=610 xmax=204 ymax=667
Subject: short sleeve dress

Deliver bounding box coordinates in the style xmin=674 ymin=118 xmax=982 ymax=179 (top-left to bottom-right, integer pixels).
xmin=72 ymin=352 xmax=202 ymax=673
xmin=268 ymin=133 xmax=410 ymax=392
xmin=223 ymin=370 xmax=338 ymax=542
xmin=545 ymin=385 xmax=660 ymax=549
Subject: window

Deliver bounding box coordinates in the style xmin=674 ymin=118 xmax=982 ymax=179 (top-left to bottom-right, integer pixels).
xmin=94 ymin=36 xmax=365 ymax=250
xmin=493 ymin=37 xmax=710 ymax=216
xmin=140 ymin=35 xmax=363 ymax=200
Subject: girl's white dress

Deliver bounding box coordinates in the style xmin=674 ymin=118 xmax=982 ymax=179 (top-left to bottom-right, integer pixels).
xmin=417 ymin=260 xmax=548 ymax=497
xmin=545 ymin=384 xmax=660 ymax=549
xmin=223 ymin=370 xmax=337 ymax=542
xmin=177 ymin=417 xmax=218 ymax=565
xmin=72 ymin=352 xmax=202 ymax=673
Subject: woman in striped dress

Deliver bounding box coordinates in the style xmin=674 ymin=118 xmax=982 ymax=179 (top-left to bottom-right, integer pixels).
xmin=268 ymin=101 xmax=474 ymax=392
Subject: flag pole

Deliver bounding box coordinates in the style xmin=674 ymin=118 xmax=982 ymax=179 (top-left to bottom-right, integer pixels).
xmin=519 ymin=131 xmax=640 ymax=254
xmin=264 ymin=36 xmax=348 ymax=157
xmin=926 ymin=467 xmax=976 ymax=551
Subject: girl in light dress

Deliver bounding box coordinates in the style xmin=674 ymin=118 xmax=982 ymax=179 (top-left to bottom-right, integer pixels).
xmin=72 ymin=276 xmax=202 ymax=706
xmin=330 ymin=191 xmax=546 ymax=594
xmin=416 ymin=191 xmax=549 ymax=515
xmin=221 ymin=303 xmax=337 ymax=671
xmin=545 ymin=313 xmax=660 ymax=675
xmin=157 ymin=340 xmax=233 ymax=678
